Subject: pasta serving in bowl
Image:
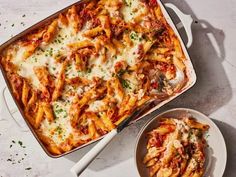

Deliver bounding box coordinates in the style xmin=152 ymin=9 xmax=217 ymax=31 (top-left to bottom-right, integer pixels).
xmin=143 ymin=117 xmax=209 ymax=177
xmin=0 ymin=0 xmax=195 ymax=157
xmin=135 ymin=108 xmax=227 ymax=177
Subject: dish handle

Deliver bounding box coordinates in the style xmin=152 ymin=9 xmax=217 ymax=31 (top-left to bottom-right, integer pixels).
xmin=0 ymin=86 xmax=29 ymax=132
xmin=165 ymin=3 xmax=193 ymax=48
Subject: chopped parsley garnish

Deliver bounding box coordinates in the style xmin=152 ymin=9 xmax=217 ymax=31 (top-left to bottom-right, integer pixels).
xmin=120 ymin=78 xmax=131 ymax=89
xmin=55 ymin=126 xmax=63 ymax=135
xmin=25 ymin=167 xmax=32 ymax=170
xmin=12 ymin=140 xmax=15 ymax=143
xmin=18 ymin=141 xmax=23 ymax=146
xmin=39 ymin=48 xmax=45 ymax=52
xmin=66 ymin=64 xmax=72 ymax=72
xmin=54 ymin=38 xmax=62 ymax=44
xmin=22 ymin=14 xmax=26 ymax=17
xmin=123 ymin=0 xmax=132 ymax=6
xmin=87 ymin=68 xmax=92 ymax=73
xmin=130 ymin=31 xmax=139 ymax=41
xmin=116 ymin=69 xmax=132 ymax=89
xmin=117 ymin=69 xmax=127 ymax=77
xmin=32 ymin=56 xmax=38 ymax=63
xmin=100 ymin=67 xmax=105 ymax=73
xmin=55 ymin=109 xmax=63 ymax=114
xmin=53 ymin=105 xmax=67 ymax=119
xmin=56 ymin=53 xmax=61 ymax=58
xmin=63 ymin=112 xmax=68 ymax=118
xmin=49 ymin=48 xmax=53 ymax=56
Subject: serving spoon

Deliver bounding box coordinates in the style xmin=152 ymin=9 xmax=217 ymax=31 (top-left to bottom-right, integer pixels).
xmin=70 ymin=98 xmax=156 ymax=176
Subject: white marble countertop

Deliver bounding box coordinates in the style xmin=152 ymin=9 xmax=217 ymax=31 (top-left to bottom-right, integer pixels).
xmin=0 ymin=0 xmax=236 ymax=177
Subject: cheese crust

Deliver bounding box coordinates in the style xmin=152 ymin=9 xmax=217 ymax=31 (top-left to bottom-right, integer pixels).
xmin=0 ymin=0 xmax=189 ymax=155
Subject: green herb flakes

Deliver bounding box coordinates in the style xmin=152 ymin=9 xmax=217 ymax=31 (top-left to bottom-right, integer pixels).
xmin=55 ymin=126 xmax=63 ymax=135
xmin=18 ymin=141 xmax=23 ymax=146
xmin=130 ymin=31 xmax=138 ymax=41
xmin=120 ymin=78 xmax=131 ymax=89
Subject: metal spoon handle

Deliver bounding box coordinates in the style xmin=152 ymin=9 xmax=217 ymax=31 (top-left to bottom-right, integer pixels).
xmin=70 ymin=129 xmax=118 ymax=176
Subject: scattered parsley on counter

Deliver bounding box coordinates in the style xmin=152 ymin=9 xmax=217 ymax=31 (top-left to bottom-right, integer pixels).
xmin=22 ymin=14 xmax=26 ymax=17
xmin=25 ymin=167 xmax=32 ymax=170
xmin=18 ymin=141 xmax=23 ymax=146
xmin=18 ymin=140 xmax=26 ymax=148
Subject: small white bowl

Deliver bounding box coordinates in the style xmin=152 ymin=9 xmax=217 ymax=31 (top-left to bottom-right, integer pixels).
xmin=134 ymin=108 xmax=227 ymax=177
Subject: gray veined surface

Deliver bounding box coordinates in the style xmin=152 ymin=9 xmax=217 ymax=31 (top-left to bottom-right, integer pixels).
xmin=0 ymin=0 xmax=236 ymax=177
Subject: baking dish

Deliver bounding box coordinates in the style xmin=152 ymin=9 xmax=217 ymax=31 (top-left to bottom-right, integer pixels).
xmin=0 ymin=0 xmax=196 ymax=158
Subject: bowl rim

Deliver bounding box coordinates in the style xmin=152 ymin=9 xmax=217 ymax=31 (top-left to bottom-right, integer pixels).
xmin=134 ymin=107 xmax=227 ymax=177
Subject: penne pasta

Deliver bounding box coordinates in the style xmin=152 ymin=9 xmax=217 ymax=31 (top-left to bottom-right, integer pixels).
xmin=35 ymin=103 xmax=45 ymax=129
xmin=43 ymin=20 xmax=58 ymax=43
xmin=83 ymin=26 xmax=103 ymax=38
xmin=21 ymin=80 xmax=30 ymax=107
xmin=0 ymin=0 xmax=190 ymax=155
xmin=67 ymin=40 xmax=94 ymax=50
xmin=42 ymin=102 xmax=54 ymax=122
xmin=143 ymin=118 xmax=209 ymax=177
xmin=52 ymin=61 xmax=67 ymax=101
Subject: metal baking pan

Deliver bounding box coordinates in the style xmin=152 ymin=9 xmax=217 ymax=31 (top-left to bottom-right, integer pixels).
xmin=0 ymin=0 xmax=196 ymax=158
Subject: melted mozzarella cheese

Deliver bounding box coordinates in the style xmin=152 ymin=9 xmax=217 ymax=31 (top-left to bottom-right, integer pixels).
xmin=121 ymin=0 xmax=145 ymax=22
xmin=40 ymin=101 xmax=72 ymax=145
xmin=12 ymin=47 xmax=47 ymax=88
xmin=124 ymin=73 xmax=139 ymax=93
xmin=10 ymin=0 xmax=161 ymax=147
xmin=169 ymin=67 xmax=185 ymax=87
xmin=87 ymin=100 xmax=105 ymax=112
xmin=12 ymin=21 xmax=90 ymax=89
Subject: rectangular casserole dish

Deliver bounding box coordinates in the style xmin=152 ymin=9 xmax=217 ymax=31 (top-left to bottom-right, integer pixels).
xmin=0 ymin=0 xmax=196 ymax=158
